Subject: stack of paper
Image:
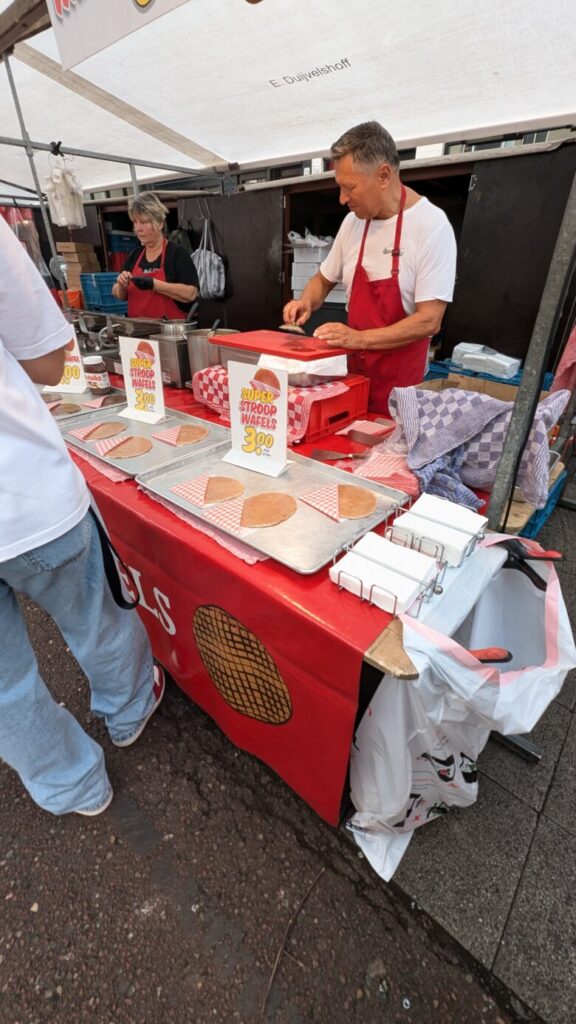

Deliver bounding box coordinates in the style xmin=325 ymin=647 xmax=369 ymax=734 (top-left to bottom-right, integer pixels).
xmin=392 ymin=494 xmax=488 ymax=566
xmin=329 ymin=532 xmax=438 ymax=614
xmin=258 ymin=354 xmax=348 ymax=378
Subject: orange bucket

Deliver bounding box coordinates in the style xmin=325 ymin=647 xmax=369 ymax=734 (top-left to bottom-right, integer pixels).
xmin=58 ymin=289 xmax=83 ymax=309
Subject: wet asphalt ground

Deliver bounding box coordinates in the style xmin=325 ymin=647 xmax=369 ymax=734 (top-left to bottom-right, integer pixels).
xmin=0 ymin=597 xmax=536 ymax=1024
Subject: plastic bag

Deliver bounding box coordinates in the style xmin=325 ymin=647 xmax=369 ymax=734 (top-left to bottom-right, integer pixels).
xmin=192 ymin=219 xmax=226 ymax=299
xmin=44 ymin=166 xmax=86 ymax=229
xmin=349 ymin=539 xmax=576 ymax=880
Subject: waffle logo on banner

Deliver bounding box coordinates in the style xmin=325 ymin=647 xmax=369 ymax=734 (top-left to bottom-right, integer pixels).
xmin=193 ymin=606 xmax=292 ymax=725
xmin=53 ymin=0 xmax=154 ymax=15
xmin=52 ymin=0 xmax=77 ymax=16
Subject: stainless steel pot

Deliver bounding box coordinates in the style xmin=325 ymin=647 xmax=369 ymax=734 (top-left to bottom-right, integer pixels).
xmin=158 ymin=320 xmax=197 ymax=339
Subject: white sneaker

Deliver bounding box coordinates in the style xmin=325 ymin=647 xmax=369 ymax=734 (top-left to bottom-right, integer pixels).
xmin=111 ymin=665 xmax=166 ymax=748
xmin=75 ymin=787 xmax=114 ymax=816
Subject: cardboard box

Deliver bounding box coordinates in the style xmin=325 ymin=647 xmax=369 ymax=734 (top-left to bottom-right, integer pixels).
xmin=419 ymin=372 xmax=549 ymax=403
xmin=56 ymin=241 xmax=96 ymax=253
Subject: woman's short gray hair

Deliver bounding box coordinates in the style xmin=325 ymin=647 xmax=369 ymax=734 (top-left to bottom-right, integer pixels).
xmin=330 ymin=121 xmax=400 ymax=171
xmin=128 ymin=192 xmax=169 ymax=225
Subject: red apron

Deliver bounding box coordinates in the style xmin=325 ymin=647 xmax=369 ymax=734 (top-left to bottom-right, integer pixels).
xmin=128 ymin=240 xmax=186 ymax=320
xmin=347 ymin=186 xmax=429 ymax=414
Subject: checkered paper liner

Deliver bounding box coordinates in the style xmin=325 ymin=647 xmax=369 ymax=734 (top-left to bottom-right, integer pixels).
xmin=69 ymin=423 xmax=101 ymax=441
xmin=140 ymin=489 xmax=267 ymax=564
xmin=170 ymin=474 xmax=210 ymax=507
xmin=192 ymin=366 xmax=349 ymax=442
xmin=152 ymin=426 xmax=187 ymax=447
xmin=203 ymin=496 xmax=249 ymax=536
xmin=336 ymin=419 xmax=390 ymax=436
xmin=353 ymin=451 xmax=420 ymax=498
xmin=82 ymin=396 xmax=110 ymax=409
xmin=68 ymin=423 xmax=131 ymax=458
xmin=67 ymin=444 xmax=130 ymax=483
xmin=299 ymin=485 xmax=342 ymax=522
xmin=92 ymin=435 xmax=132 ymax=458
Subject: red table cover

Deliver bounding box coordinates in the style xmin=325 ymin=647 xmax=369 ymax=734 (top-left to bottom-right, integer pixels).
xmin=73 ymin=386 xmax=394 ymax=824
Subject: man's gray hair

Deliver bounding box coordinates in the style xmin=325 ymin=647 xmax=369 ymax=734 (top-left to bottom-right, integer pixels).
xmin=128 ymin=192 xmax=169 ymax=226
xmin=330 ymin=121 xmax=400 ymax=171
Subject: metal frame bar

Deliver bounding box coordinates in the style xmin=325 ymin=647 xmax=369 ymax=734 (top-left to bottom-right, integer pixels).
xmin=488 ymin=168 xmax=576 ymax=529
xmin=0 ymin=133 xmax=225 ymax=181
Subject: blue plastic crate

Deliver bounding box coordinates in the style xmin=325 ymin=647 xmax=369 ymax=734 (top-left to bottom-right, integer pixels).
xmin=80 ymin=272 xmax=127 ymax=315
xmin=107 ymin=232 xmax=138 ymax=253
xmin=425 ymin=359 xmax=554 ymax=392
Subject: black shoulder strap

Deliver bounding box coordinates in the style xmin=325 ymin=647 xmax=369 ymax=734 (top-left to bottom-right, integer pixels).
xmin=89 ymin=507 xmax=140 ymax=610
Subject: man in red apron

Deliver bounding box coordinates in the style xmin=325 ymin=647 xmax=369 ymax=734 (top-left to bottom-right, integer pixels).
xmin=283 ymin=122 xmax=456 ymax=415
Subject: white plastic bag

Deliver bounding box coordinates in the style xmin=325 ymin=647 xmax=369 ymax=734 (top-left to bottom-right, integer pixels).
xmin=349 ymin=540 xmax=576 ymax=880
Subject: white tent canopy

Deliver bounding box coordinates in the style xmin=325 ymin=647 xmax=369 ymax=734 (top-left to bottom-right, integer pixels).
xmin=0 ymin=0 xmax=574 ymax=192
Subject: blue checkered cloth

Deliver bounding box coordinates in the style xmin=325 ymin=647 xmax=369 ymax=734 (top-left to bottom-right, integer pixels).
xmin=389 ymin=387 xmax=570 ymax=509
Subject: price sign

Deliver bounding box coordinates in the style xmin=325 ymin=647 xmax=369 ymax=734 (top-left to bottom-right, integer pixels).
xmin=223 ymin=361 xmax=288 ymax=478
xmin=118 ymin=337 xmax=165 ymax=424
xmin=42 ymin=329 xmax=88 ymax=393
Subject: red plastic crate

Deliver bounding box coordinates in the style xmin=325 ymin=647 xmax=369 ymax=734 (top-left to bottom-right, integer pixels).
xmin=299 ymin=374 xmax=369 ymax=443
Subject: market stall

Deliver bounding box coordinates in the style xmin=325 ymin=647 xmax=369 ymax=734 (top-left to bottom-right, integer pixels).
xmin=52 ymin=344 xmax=573 ymax=844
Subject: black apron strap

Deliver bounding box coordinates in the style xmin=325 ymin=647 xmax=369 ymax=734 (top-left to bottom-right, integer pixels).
xmin=88 ymin=506 xmax=140 ymax=610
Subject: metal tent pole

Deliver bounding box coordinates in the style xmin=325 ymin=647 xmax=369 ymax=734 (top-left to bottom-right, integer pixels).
xmin=129 ymin=162 xmax=138 ymax=196
xmin=2 ymin=52 xmax=68 ymax=298
xmin=487 ymin=170 xmax=576 ymax=530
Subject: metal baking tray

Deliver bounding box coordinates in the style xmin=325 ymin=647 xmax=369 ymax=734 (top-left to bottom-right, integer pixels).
xmin=61 ymin=407 xmax=230 ymax=477
xmin=136 ymin=449 xmax=408 ymax=574
xmin=42 ymin=387 xmax=126 ymax=421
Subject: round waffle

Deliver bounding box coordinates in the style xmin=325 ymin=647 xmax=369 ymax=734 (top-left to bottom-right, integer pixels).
xmin=108 ymin=436 xmax=153 ymax=459
xmin=204 ymin=476 xmax=245 ymax=504
xmin=51 ymin=402 xmax=82 ymax=416
xmin=240 ymin=492 xmax=297 ymax=528
xmin=337 ymin=483 xmax=377 ymax=519
xmin=193 ymin=605 xmax=292 ymax=725
xmin=175 ymin=424 xmax=209 ymax=446
xmin=85 ymin=421 xmax=126 ymax=441
xmin=42 ymin=392 xmax=61 ymax=403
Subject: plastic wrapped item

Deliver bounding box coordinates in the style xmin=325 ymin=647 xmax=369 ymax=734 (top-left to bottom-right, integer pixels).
xmin=451 ymin=343 xmax=520 ymax=379
xmin=0 ymin=206 xmax=50 ymax=278
xmin=44 ymin=166 xmax=87 ymax=229
xmin=288 ymin=228 xmax=333 ymax=262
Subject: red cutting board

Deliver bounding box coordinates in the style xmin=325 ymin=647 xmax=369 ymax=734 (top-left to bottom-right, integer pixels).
xmin=209 ymin=330 xmax=347 ymax=361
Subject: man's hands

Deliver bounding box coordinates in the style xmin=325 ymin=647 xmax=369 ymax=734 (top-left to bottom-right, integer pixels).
xmin=282 ymin=298 xmax=312 ymax=327
xmin=312 ymin=322 xmax=364 ymax=348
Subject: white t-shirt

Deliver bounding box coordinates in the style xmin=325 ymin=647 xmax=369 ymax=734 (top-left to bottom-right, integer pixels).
xmin=0 ymin=216 xmax=89 ymax=562
xmin=321 ymin=198 xmax=456 ymax=314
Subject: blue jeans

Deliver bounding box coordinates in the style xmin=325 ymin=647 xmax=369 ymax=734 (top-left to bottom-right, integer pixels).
xmin=0 ymin=511 xmax=155 ymax=815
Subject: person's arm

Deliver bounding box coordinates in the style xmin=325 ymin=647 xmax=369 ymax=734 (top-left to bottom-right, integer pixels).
xmin=148 ymin=278 xmax=198 ymax=303
xmin=283 ymin=272 xmax=335 ymax=325
xmin=314 ymin=299 xmax=447 ymax=350
xmin=19 ymin=343 xmax=68 ymax=385
xmin=0 ymin=215 xmax=73 ymax=373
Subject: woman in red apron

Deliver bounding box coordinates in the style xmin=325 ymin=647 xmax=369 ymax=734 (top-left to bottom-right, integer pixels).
xmin=112 ymin=193 xmax=198 ymax=321
xmin=345 ymin=186 xmax=430 ymax=414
